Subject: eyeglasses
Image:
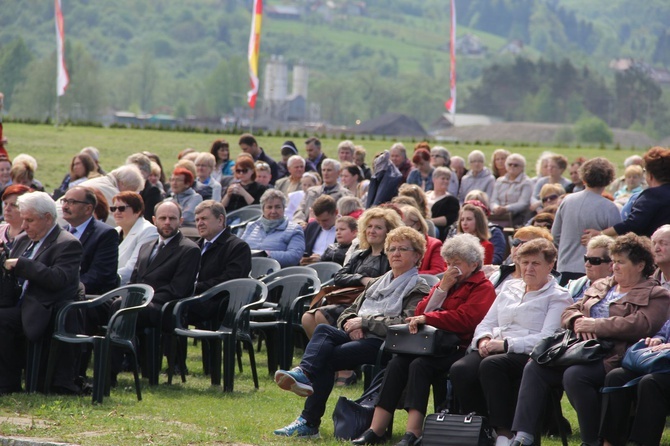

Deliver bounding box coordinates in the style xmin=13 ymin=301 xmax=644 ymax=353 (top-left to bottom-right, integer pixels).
xmin=62 ymin=198 xmax=90 ymax=206
xmin=235 ymin=168 xmax=249 ymax=174
xmin=387 ymin=246 xmax=415 ymax=253
xmin=109 ymin=206 xmax=128 ymax=212
xmin=584 ymin=255 xmax=612 ymax=265
xmin=542 ymin=194 xmax=559 ymax=203
xmin=511 ymin=238 xmax=527 ymax=247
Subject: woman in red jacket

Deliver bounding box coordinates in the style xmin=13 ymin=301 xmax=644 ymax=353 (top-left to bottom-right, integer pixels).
xmin=400 ymin=205 xmax=446 ymax=276
xmin=353 ymin=233 xmax=496 ymax=446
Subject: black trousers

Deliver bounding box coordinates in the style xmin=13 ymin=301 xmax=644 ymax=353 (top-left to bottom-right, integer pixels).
xmin=450 ymin=351 xmax=529 ymax=430
xmin=376 ymin=350 xmax=465 ymax=416
xmin=512 ymin=359 xmax=605 ymax=445
xmin=600 ymin=367 xmax=670 ymax=446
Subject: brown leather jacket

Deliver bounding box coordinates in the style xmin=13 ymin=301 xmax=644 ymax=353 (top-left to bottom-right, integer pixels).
xmin=561 ymin=276 xmax=670 ymax=372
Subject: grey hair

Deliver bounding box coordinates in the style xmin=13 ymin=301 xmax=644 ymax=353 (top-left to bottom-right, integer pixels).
xmin=468 ymin=150 xmax=485 ymax=163
xmin=431 ymin=146 xmax=451 ymax=166
xmin=80 ymin=146 xmax=100 ymax=161
xmin=441 ymin=233 xmax=485 ymax=267
xmin=337 ymin=140 xmax=356 ymax=154
xmin=652 ymin=224 xmax=670 ymax=240
xmin=194 ymin=152 xmax=216 ymax=168
xmin=587 ymin=234 xmax=615 ymax=253
xmin=126 ymin=153 xmax=152 ymax=177
xmin=535 ymin=151 xmax=555 ymax=177
xmin=287 ymin=155 xmax=306 ymax=168
xmin=337 ymin=196 xmax=363 ymax=216
xmin=451 ymin=155 xmax=465 ymax=167
xmin=195 ymin=199 xmax=226 ymax=220
xmin=624 ymin=155 xmax=644 ymax=168
xmin=389 ymin=142 xmax=407 ymax=158
xmin=18 ymin=191 xmax=56 ymax=221
xmin=506 ymin=153 xmax=526 ymax=169
xmin=260 ymin=189 xmax=287 ymax=208
xmin=432 ymin=166 xmax=452 ymax=181
xmin=111 ymin=165 xmax=145 ymax=192
xmin=322 ymin=158 xmax=341 ymax=172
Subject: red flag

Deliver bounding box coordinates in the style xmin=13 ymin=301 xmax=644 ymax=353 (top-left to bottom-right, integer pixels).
xmin=55 ymin=0 xmax=69 ymax=96
xmin=247 ymin=0 xmax=263 ymax=109
xmin=445 ymin=0 xmax=456 ymax=117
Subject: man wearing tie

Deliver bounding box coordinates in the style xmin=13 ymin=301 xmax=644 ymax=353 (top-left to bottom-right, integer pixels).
xmin=61 ymin=186 xmax=119 ymax=295
xmin=0 ymin=191 xmax=82 ymax=394
xmin=190 ymin=200 xmax=252 ymax=323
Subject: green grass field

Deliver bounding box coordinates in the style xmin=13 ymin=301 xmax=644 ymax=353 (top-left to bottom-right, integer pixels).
xmin=0 ymin=123 xmax=656 ymax=445
xmin=4 ymin=122 xmax=645 ymax=192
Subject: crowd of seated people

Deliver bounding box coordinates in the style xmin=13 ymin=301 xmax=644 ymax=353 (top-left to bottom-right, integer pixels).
xmin=2 ymin=134 xmax=670 ymax=446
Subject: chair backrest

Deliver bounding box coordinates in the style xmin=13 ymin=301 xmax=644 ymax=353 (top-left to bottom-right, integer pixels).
xmin=107 ymin=284 xmax=154 ymax=343
xmin=261 ymin=266 xmax=318 ymax=285
xmin=226 ymin=207 xmax=262 ymax=226
xmin=250 ymin=257 xmax=282 ymax=279
xmin=419 ymin=274 xmax=441 ymax=287
xmin=266 ymin=274 xmax=321 ymax=319
xmin=307 ymin=261 xmax=342 ymax=285
xmin=219 ymin=278 xmax=268 ymax=329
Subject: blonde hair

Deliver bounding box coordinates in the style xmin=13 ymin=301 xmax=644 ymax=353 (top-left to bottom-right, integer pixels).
xmin=358 ymin=207 xmax=403 ymax=250
xmin=384 ymin=226 xmax=426 ymax=265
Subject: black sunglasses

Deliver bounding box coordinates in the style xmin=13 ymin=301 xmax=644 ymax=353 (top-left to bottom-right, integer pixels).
xmin=511 ymin=238 xmax=526 ymax=247
xmin=110 ymin=206 xmax=128 ymax=212
xmin=235 ymin=168 xmax=249 ymax=174
xmin=542 ymin=194 xmax=560 ymax=203
xmin=584 ymin=255 xmax=612 ymax=265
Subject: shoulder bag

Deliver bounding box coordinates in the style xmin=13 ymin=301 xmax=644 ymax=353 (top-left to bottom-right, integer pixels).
xmin=601 ymin=340 xmax=670 ymax=393
xmin=385 ymin=324 xmax=461 ymax=356
xmin=530 ymin=328 xmax=612 ymax=367
xmin=422 ymin=411 xmax=495 ymax=446
xmin=332 ymin=369 xmax=384 ymax=440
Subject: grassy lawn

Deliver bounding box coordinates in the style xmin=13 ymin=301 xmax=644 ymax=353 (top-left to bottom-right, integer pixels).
xmin=0 ymin=342 xmax=587 ymax=446
xmin=4 ymin=122 xmax=643 ymax=192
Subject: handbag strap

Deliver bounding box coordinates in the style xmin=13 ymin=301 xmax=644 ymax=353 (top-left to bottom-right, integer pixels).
xmin=601 ymin=367 xmax=670 ymax=393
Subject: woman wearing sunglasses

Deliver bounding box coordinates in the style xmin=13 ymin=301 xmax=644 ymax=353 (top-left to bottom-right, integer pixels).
xmin=221 ymin=154 xmax=268 ymax=213
xmin=112 ymin=191 xmax=158 ymax=285
xmin=551 ymin=158 xmax=622 ymax=286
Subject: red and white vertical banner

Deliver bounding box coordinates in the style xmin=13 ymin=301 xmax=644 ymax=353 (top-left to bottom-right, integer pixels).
xmin=55 ymin=0 xmax=69 ymax=97
xmin=247 ymin=0 xmax=263 ymax=109
xmin=444 ymin=0 xmax=457 ymax=121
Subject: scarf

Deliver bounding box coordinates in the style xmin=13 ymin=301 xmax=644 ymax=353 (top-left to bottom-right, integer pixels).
xmin=358 ymin=266 xmax=419 ymax=318
xmin=259 ymin=216 xmax=285 ymax=233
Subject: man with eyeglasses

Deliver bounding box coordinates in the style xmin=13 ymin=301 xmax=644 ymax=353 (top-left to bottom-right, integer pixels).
xmin=552 ymin=158 xmax=622 ymax=286
xmin=292 ymin=159 xmax=351 ymax=227
xmin=238 ymin=133 xmax=279 ymax=185
xmin=565 ymin=235 xmax=614 ymax=302
xmin=61 ymin=186 xmax=119 ymax=296
xmin=651 ymin=225 xmax=670 ymax=290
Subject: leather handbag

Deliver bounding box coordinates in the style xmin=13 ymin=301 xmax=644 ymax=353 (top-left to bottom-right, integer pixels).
xmin=601 ymin=340 xmax=670 ymax=393
xmin=385 ymin=324 xmax=460 ymax=356
xmin=309 ymin=285 xmax=365 ymax=309
xmin=530 ymin=329 xmax=611 ymax=367
xmin=422 ymin=411 xmax=495 ymax=446
xmin=332 ymin=369 xmax=384 ymax=440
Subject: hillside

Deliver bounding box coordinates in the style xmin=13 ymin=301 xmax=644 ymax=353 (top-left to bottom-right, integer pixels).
xmin=0 ymin=0 xmax=669 ymax=135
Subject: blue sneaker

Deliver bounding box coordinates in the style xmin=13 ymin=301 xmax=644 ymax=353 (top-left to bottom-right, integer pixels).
xmin=273 ymin=416 xmax=320 ymax=438
xmin=274 ymin=367 xmax=314 ymax=397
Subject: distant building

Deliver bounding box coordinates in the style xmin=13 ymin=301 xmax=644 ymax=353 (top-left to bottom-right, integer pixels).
xmin=499 ymin=40 xmax=524 ymax=55
xmin=455 ymin=34 xmax=486 ymax=56
xmin=266 ymin=5 xmax=303 ymax=20
xmin=351 ymin=113 xmax=428 ymax=137
xmin=609 ymin=58 xmax=670 ymax=84
xmin=261 ymin=56 xmax=311 ymax=122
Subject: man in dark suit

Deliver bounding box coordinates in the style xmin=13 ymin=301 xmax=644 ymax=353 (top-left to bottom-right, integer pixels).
xmin=62 ymin=186 xmax=119 ymax=295
xmin=300 ymin=195 xmax=337 ymax=265
xmin=128 ymin=200 xmax=201 ymax=328
xmin=188 ymin=200 xmax=252 ymax=323
xmin=0 ymin=191 xmax=82 ymax=394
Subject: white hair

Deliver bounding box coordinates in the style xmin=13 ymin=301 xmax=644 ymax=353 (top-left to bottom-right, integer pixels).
xmin=17 ymin=191 xmax=56 ymax=221
xmin=322 ymin=158 xmax=341 ymax=172
xmin=287 ymin=155 xmax=306 ymax=168
xmin=111 ymin=165 xmax=144 ymax=192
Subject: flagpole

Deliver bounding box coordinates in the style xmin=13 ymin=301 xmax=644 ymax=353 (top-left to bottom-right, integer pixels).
xmin=56 ymin=93 xmax=60 ymax=128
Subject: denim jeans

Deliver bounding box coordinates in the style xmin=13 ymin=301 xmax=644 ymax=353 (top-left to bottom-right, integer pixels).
xmin=298 ymin=324 xmax=383 ymax=426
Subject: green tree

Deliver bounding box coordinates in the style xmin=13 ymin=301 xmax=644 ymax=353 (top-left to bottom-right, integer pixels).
xmin=10 ymin=56 xmax=57 ymax=120
xmin=575 ymin=116 xmax=613 ymax=143
xmin=0 ymin=38 xmax=33 ymax=110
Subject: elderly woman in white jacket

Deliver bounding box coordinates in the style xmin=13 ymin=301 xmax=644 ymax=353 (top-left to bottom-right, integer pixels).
xmin=450 ymin=238 xmax=572 ymax=444
xmin=112 ymin=191 xmax=158 ymax=285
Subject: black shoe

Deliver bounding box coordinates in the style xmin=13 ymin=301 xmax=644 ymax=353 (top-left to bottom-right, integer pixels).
xmin=510 ymin=441 xmax=534 ymax=446
xmin=395 ymin=431 xmax=421 ymax=446
xmin=352 ymin=428 xmax=386 ymax=445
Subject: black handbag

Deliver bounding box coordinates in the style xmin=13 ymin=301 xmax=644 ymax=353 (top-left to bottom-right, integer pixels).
xmin=332 ymin=369 xmax=384 ymax=440
xmin=385 ymin=324 xmax=461 ymax=356
xmin=423 ymin=411 xmax=495 ymax=446
xmin=530 ymin=329 xmax=612 ymax=367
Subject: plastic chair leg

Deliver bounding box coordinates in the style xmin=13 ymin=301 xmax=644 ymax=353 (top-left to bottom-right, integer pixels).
xmin=244 ymin=339 xmax=259 ymax=389
xmin=128 ymin=348 xmax=142 ymax=401
xmin=223 ymin=336 xmax=236 ymax=392
xmin=44 ymin=339 xmax=61 ymax=394
xmin=236 ymin=341 xmax=243 ymax=373
xmin=25 ymin=340 xmax=43 ymax=393
xmin=92 ymin=338 xmax=107 ymax=404
xmin=209 ymin=339 xmax=223 ymax=386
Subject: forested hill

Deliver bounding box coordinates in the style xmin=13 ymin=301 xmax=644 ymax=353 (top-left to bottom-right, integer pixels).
xmin=1 ymin=0 xmax=669 ymax=137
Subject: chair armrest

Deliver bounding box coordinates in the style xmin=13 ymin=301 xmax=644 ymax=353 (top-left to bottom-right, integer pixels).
xmin=53 ymin=293 xmax=118 ymax=335
xmin=289 ymin=293 xmax=315 ymax=324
